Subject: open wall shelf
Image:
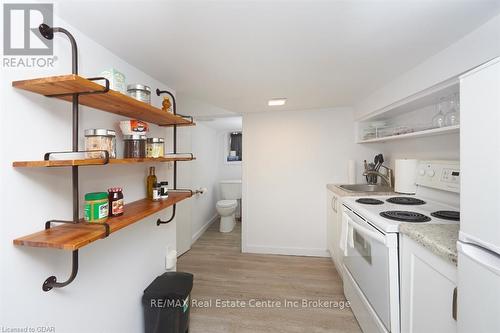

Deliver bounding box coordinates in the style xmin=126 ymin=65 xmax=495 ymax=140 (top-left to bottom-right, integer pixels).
xmin=11 ymin=24 xmax=197 ymax=292
xmin=357 ymin=125 xmax=460 ymax=143
xmin=12 ymin=75 xmax=194 ymax=127
xmin=356 ymin=76 xmax=460 ymax=144
xmin=13 ymin=154 xmax=196 ymax=168
xmin=13 ymin=192 xmax=192 ymax=251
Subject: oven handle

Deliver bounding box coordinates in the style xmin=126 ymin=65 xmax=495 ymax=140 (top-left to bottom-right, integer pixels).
xmin=347 ymin=215 xmax=387 ymax=245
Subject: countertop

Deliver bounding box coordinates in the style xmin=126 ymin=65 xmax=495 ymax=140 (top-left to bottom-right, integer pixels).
xmin=326 ymin=184 xmax=395 ymax=197
xmin=399 ymin=224 xmax=459 ymax=265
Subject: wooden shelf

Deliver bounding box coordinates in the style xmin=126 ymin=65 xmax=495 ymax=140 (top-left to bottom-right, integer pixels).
xmin=13 ymin=192 xmax=192 ymax=251
xmin=12 ymin=154 xmax=196 ymax=168
xmin=358 ymin=125 xmax=460 ymax=143
xmin=12 ymin=75 xmax=194 ymax=127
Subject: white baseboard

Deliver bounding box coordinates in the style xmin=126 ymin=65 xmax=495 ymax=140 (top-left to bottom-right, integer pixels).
xmin=243 ymin=244 xmax=329 ymax=257
xmin=191 ymin=214 xmax=218 ymax=243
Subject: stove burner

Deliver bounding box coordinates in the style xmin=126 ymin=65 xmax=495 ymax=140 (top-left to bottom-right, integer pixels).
xmin=386 ymin=197 xmax=426 ymax=205
xmin=431 ymin=210 xmax=460 ymax=221
xmin=380 ymin=211 xmax=431 ymax=222
xmin=356 ymin=198 xmax=384 ymax=205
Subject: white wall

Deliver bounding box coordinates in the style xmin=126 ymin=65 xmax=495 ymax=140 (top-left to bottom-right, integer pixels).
xmin=242 ymin=108 xmax=376 ymax=256
xmin=356 ymin=12 xmax=500 ymax=118
xmin=190 ymin=123 xmax=219 ymax=240
xmin=176 ymin=97 xmax=221 ymax=243
xmin=0 ymin=16 xmax=183 ymax=333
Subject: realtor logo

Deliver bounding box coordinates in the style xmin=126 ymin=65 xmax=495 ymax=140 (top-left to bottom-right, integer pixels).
xmin=3 ymin=3 xmax=53 ymax=55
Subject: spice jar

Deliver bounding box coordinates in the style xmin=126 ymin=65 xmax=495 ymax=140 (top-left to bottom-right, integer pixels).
xmin=108 ymin=188 xmax=124 ymax=217
xmin=160 ymin=181 xmax=169 ymax=199
xmin=127 ymin=84 xmax=151 ymax=104
xmin=146 ymin=138 xmax=165 ymax=158
xmin=152 ymin=183 xmax=161 ymax=201
xmin=123 ymin=134 xmax=146 ymax=158
xmin=84 ymin=129 xmax=116 ymax=159
xmin=84 ymin=192 xmax=109 ymax=222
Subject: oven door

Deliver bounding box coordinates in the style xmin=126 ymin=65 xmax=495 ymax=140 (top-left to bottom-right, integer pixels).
xmin=341 ymin=207 xmax=399 ymax=332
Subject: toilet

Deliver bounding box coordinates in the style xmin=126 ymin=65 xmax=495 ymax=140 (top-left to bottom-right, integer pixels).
xmin=216 ymin=180 xmax=242 ymax=232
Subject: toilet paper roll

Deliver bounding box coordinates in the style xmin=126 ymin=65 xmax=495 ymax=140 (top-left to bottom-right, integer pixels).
xmin=165 ymin=250 xmax=177 ymax=271
xmin=348 ymin=160 xmax=356 ymax=184
xmin=395 ymin=159 xmax=418 ymax=194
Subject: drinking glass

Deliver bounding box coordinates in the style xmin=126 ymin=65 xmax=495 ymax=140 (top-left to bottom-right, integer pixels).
xmin=444 ymin=93 xmax=460 ymax=126
xmin=432 ymin=97 xmax=446 ymax=128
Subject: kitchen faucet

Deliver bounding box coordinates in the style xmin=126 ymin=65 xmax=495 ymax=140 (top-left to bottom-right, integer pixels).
xmin=363 ymin=165 xmax=394 ymax=188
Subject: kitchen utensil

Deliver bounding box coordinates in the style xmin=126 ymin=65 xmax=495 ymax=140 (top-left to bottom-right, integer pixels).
xmin=364 ymin=160 xmax=369 ymax=182
xmin=376 ymin=154 xmax=384 ymax=171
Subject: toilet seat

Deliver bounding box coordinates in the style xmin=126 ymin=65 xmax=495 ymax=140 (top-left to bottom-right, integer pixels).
xmin=216 ymin=200 xmax=237 ymax=208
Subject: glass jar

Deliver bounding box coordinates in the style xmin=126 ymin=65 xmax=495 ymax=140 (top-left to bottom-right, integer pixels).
xmin=127 ymin=84 xmax=151 ymax=104
xmin=146 ymin=138 xmax=165 ymax=158
xmin=123 ymin=134 xmax=146 ymax=158
xmin=152 ymin=183 xmax=161 ymax=201
xmin=160 ymin=181 xmax=169 ymax=199
xmin=108 ymin=187 xmax=124 ymax=217
xmin=84 ymin=129 xmax=116 ymax=159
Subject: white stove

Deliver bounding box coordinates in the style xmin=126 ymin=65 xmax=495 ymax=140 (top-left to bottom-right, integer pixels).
xmin=340 ymin=160 xmax=460 ymax=333
xmin=342 ymin=194 xmax=459 ymax=233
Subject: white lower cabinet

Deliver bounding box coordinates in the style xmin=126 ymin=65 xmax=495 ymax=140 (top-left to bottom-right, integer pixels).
xmin=326 ymin=189 xmax=343 ymax=276
xmin=400 ymin=235 xmax=457 ymax=333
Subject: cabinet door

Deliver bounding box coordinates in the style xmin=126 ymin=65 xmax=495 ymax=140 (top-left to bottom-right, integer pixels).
xmin=401 ymin=235 xmax=457 ymax=333
xmin=326 ymin=190 xmax=335 ymax=257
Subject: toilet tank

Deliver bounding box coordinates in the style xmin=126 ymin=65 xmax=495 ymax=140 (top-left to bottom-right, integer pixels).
xmin=220 ymin=180 xmax=242 ymax=200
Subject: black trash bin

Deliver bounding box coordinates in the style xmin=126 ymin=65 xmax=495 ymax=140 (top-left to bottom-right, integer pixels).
xmin=142 ymin=272 xmax=194 ymax=333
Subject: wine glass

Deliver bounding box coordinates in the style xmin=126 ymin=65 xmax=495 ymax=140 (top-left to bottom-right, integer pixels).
xmin=432 ymin=97 xmax=446 ymax=128
xmin=444 ymin=93 xmax=460 ymax=126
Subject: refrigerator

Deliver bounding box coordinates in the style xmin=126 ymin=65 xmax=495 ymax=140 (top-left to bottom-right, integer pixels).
xmin=459 ymin=57 xmax=500 ymax=333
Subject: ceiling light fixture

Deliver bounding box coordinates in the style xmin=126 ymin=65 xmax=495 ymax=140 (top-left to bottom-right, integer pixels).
xmin=268 ymin=98 xmax=287 ymax=106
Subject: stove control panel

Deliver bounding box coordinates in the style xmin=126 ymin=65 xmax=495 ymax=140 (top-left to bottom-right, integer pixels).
xmin=416 ymin=160 xmax=460 ymax=193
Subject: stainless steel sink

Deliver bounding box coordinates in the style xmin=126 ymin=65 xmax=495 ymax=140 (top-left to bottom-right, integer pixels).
xmin=339 ymin=184 xmax=393 ymax=193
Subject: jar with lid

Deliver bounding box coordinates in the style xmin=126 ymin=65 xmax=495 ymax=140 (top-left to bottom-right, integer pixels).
xmin=123 ymin=134 xmax=146 ymax=158
xmin=152 ymin=183 xmax=161 ymax=201
xmin=84 ymin=129 xmax=116 ymax=159
xmin=127 ymin=84 xmax=151 ymax=104
xmin=84 ymin=192 xmax=109 ymax=222
xmin=160 ymin=181 xmax=169 ymax=199
xmin=146 ymin=138 xmax=165 ymax=158
xmin=108 ymin=187 xmax=124 ymax=217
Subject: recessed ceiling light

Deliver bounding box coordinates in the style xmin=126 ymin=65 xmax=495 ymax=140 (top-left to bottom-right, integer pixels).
xmin=268 ymin=98 xmax=287 ymax=106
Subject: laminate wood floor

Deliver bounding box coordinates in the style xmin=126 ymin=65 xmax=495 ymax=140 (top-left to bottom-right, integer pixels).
xmin=177 ymin=220 xmax=362 ymax=333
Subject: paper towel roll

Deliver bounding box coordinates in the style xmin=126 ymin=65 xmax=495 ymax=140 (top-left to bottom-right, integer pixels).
xmin=395 ymin=159 xmax=418 ymax=194
xmin=348 ymin=160 xmax=356 ymax=184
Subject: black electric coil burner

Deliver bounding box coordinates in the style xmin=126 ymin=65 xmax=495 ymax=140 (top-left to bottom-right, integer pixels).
xmin=355 ymin=198 xmax=384 ymax=205
xmin=431 ymin=210 xmax=460 ymax=221
xmin=380 ymin=211 xmax=431 ymax=222
xmin=386 ymin=197 xmax=426 ymax=205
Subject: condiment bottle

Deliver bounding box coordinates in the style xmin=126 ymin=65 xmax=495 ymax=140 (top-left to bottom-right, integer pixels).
xmin=160 ymin=181 xmax=169 ymax=199
xmin=108 ymin=188 xmax=124 ymax=217
xmin=146 ymin=167 xmax=157 ymax=199
xmin=152 ymin=183 xmax=161 ymax=201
